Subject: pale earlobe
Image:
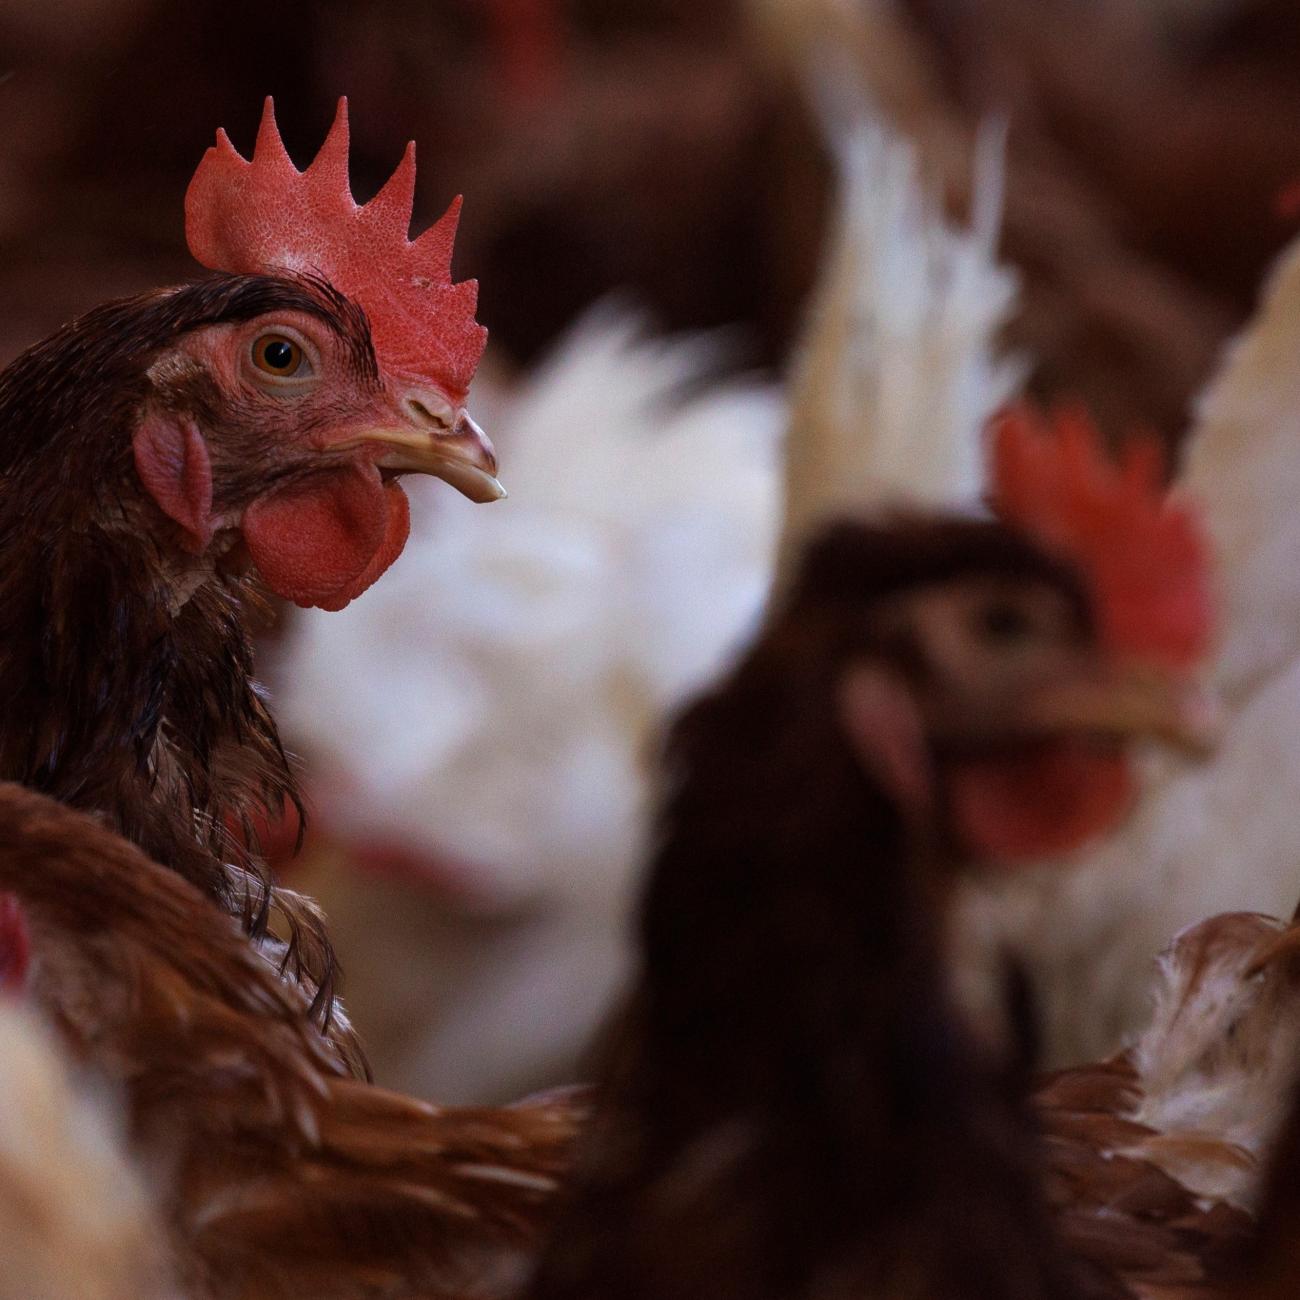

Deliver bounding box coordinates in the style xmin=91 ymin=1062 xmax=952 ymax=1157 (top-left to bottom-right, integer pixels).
xmin=837 ymin=665 xmax=934 ymax=820
xmin=132 ymin=414 xmax=215 ymax=553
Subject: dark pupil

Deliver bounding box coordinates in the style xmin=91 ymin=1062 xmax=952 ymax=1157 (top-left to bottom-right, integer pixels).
xmin=981 ymin=601 xmax=1033 ymax=643
xmin=263 ymin=340 xmax=295 ymax=371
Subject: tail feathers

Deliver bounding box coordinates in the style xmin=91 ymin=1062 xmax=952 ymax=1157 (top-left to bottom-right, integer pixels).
xmin=779 ymin=111 xmax=1021 ymax=576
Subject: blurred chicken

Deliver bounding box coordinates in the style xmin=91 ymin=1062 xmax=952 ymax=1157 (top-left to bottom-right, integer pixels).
xmin=0 ymin=99 xmax=500 ymax=1073
xmin=526 ymin=412 xmax=1229 ymax=1300
xmin=759 ymin=59 xmax=1300 ymax=1066
xmin=0 ymin=936 xmax=168 ymax=1300
xmin=0 ymin=781 xmax=582 ymax=1299
xmin=275 ymin=307 xmax=781 ymax=1101
xmin=965 ymin=228 xmax=1300 ymax=1065
xmin=271 ymin=101 xmax=1018 ymax=1103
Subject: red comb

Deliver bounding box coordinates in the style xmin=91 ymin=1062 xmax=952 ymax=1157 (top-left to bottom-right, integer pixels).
xmin=990 ymin=404 xmax=1212 ymax=669
xmin=185 ymin=98 xmax=487 ymax=402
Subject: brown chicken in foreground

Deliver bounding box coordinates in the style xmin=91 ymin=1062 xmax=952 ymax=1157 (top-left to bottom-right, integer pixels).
xmin=524 ymin=411 xmax=1244 ymax=1299
xmin=0 ymin=781 xmax=582 ymax=1299
xmin=0 ymin=100 xmax=500 ymax=1073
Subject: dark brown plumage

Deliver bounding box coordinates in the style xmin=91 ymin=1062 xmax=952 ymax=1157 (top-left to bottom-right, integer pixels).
xmin=0 ymin=780 xmax=583 ymax=1299
xmin=525 ymin=516 xmax=1220 ymax=1300
xmin=0 ymin=266 xmax=499 ymax=1075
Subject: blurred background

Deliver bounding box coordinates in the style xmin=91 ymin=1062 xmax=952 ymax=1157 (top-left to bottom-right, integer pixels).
xmin=5 ymin=0 xmax=1300 ymax=1102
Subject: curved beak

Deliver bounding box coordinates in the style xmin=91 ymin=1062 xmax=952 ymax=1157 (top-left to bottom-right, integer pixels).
xmin=1020 ymin=665 xmax=1221 ymax=759
xmin=352 ymin=409 xmax=506 ymax=504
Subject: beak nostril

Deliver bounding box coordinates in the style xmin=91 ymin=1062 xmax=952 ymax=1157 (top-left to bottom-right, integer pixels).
xmin=404 ymin=397 xmax=450 ymax=430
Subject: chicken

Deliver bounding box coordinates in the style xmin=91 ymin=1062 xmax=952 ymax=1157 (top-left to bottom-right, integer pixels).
xmin=761 ymin=73 xmax=1300 ymax=1068
xmin=966 ymin=222 xmax=1300 ymax=1066
xmin=0 ymin=97 xmax=500 ymax=1072
xmin=0 ymin=918 xmax=168 ymax=1300
xmin=0 ymin=779 xmax=582 ymax=1299
xmin=273 ymin=305 xmax=782 ymax=1102
xmin=524 ymin=410 xmax=1226 ymax=1300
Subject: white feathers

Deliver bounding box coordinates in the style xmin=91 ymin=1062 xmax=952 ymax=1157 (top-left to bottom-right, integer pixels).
xmin=280 ymin=306 xmax=779 ymax=905
xmin=779 ymin=117 xmax=1020 ymax=569
xmin=1182 ymin=237 xmax=1300 ymax=703
xmin=273 ymin=306 xmax=782 ymax=1099
xmin=0 ymin=1001 xmax=166 ymax=1299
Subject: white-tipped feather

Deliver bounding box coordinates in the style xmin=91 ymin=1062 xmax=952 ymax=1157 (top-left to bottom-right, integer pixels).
xmin=1123 ymin=912 xmax=1300 ymax=1209
xmin=779 ymin=116 xmax=1020 ymax=572
xmin=0 ymin=1001 xmax=166 ymax=1299
xmin=274 ymin=306 xmax=781 ymax=1100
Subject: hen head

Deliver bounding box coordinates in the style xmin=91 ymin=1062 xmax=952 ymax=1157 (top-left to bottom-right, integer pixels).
xmin=132 ymin=98 xmax=498 ymax=611
xmin=757 ymin=405 xmax=1215 ymax=868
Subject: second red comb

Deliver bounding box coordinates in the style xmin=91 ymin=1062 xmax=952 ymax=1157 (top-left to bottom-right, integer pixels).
xmin=990 ymin=404 xmax=1213 ymax=671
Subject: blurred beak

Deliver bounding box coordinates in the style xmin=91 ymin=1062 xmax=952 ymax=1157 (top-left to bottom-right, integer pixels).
xmin=355 ymin=409 xmax=506 ymax=504
xmin=1019 ymin=664 xmax=1220 ymax=758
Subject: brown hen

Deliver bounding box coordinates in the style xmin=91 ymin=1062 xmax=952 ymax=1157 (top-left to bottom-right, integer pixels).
xmin=0 ymin=100 xmax=500 ymax=1073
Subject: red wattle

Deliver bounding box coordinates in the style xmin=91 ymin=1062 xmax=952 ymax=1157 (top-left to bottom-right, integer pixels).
xmin=243 ymin=461 xmax=401 ymax=610
xmin=949 ymin=745 xmax=1133 ymax=865
xmin=315 ymin=480 xmax=411 ymax=612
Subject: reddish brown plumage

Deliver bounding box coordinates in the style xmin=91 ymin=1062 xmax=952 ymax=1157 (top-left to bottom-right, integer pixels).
xmin=0 ymin=273 xmax=389 ymax=1071
xmin=0 ymin=100 xmax=498 ymax=1076
xmin=0 ymin=781 xmax=583 ymax=1298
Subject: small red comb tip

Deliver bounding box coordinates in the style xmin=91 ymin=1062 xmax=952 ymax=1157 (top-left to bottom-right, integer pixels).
xmin=253 ymin=97 xmax=293 ymax=171
xmin=307 ymin=98 xmax=353 ymax=202
xmin=0 ymin=894 xmax=30 ymax=996
xmin=991 ymin=403 xmax=1213 ymax=671
xmin=414 ymin=195 xmax=464 ymax=281
xmin=364 ymin=141 xmax=417 ymax=237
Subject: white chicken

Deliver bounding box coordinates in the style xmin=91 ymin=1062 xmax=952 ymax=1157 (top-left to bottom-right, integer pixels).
xmin=273 ymin=307 xmax=782 ymax=1102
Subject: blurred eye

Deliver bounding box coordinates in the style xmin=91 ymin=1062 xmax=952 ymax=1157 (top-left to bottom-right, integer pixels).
xmin=977 ymin=600 xmax=1036 ymax=644
xmin=252 ymin=334 xmax=307 ymax=378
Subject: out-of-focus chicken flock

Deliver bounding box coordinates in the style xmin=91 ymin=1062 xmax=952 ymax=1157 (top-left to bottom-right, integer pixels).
xmin=5 ymin=0 xmax=1300 ymax=1295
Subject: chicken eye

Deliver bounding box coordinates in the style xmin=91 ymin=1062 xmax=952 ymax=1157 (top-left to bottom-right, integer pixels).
xmin=977 ymin=600 xmax=1035 ymax=644
xmin=252 ymin=335 xmax=305 ymax=378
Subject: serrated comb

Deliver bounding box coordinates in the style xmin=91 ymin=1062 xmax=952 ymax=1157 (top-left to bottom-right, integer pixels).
xmin=991 ymin=404 xmax=1212 ymax=669
xmin=185 ymin=97 xmax=487 ymax=402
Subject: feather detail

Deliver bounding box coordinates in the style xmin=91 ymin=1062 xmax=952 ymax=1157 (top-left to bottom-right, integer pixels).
xmin=0 ymin=782 xmax=584 ymax=1299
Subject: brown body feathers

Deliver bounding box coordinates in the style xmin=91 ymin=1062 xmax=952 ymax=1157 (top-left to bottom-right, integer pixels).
xmin=0 ymin=781 xmax=582 ymax=1299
